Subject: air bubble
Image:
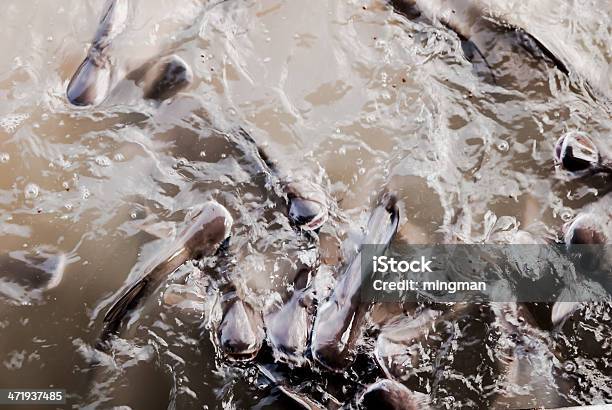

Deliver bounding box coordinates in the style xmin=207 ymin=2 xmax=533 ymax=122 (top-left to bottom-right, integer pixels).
xmin=24 ymin=183 xmax=39 ymax=199
xmin=497 ymin=140 xmax=509 ymax=152
xmin=0 ymin=153 xmax=9 ymax=163
xmin=95 ymin=155 xmax=112 ymax=167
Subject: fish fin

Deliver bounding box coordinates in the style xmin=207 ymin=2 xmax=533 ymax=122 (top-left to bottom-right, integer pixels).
xmin=102 ymin=276 xmax=150 ymax=331
xmin=460 ymin=38 xmax=497 ymax=84
xmin=515 ymin=29 xmax=569 ymax=75
xmin=551 ymin=301 xmax=580 ymax=327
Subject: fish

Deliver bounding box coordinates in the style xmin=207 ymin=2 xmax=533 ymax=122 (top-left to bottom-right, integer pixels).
xmin=358 ymin=378 xmax=431 ymax=410
xmin=213 ymin=283 xmax=265 ymax=361
xmin=311 ymin=192 xmax=400 ymax=371
xmin=554 ymin=133 xmax=612 ymax=177
xmin=264 ymin=262 xmax=319 ymax=365
xmin=551 ymin=202 xmax=612 ymax=327
xmin=67 ymin=0 xmax=197 ymax=106
xmin=139 ymin=55 xmax=194 ymax=101
xmin=391 ymin=0 xmax=612 ymax=101
xmin=0 ymin=247 xmax=69 ymax=304
xmin=67 ymin=0 xmax=129 ymax=106
xmin=234 ymin=128 xmax=329 ymax=232
xmin=99 ymin=200 xmax=232 ymax=345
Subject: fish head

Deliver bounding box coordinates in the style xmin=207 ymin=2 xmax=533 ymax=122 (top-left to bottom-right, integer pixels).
xmin=563 ymin=212 xmax=608 ymax=245
xmin=142 ymin=55 xmax=194 ymax=101
xmin=555 ymin=133 xmax=600 ymax=175
xmin=285 ymin=180 xmax=328 ymax=231
xmin=183 ymin=201 xmax=233 ymax=256
xmin=216 ymin=293 xmax=264 ymax=361
xmin=66 ymin=51 xmax=113 ymax=106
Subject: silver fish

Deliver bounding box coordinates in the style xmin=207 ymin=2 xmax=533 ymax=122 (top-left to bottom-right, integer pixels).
xmin=392 ymin=0 xmax=612 ymax=100
xmin=99 ymin=201 xmax=232 ymax=344
xmin=67 ymin=0 xmax=129 ymax=106
xmin=311 ymin=192 xmax=400 ymax=371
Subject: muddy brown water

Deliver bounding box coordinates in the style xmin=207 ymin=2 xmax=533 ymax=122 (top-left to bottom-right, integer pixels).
xmin=0 ymin=0 xmax=610 ymax=408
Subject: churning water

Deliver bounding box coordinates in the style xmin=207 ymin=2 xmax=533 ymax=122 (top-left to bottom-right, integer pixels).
xmin=0 ymin=0 xmax=610 ymax=408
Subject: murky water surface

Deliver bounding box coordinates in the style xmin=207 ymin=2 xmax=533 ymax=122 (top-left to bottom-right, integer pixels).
xmin=0 ymin=0 xmax=610 ymax=408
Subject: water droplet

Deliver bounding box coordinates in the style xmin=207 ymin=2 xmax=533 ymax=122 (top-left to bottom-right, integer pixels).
xmin=130 ymin=212 xmax=138 ymax=219
xmin=0 ymin=152 xmax=9 ymax=163
xmin=497 ymin=140 xmax=509 ymax=152
xmin=24 ymin=183 xmax=39 ymax=199
xmin=561 ymin=210 xmax=574 ymax=221
xmin=563 ymin=361 xmax=575 ymax=372
xmin=199 ymin=151 xmax=206 ymax=158
xmin=95 ymin=155 xmax=112 ymax=167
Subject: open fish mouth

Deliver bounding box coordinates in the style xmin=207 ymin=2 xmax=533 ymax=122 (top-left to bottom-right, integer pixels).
xmin=289 ymin=197 xmax=328 ymax=231
xmin=221 ymin=348 xmax=261 ymax=362
xmin=554 ymin=133 xmax=601 ymax=175
xmin=563 ymin=213 xmax=608 ymax=245
xmin=215 ymin=294 xmax=265 ymax=362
